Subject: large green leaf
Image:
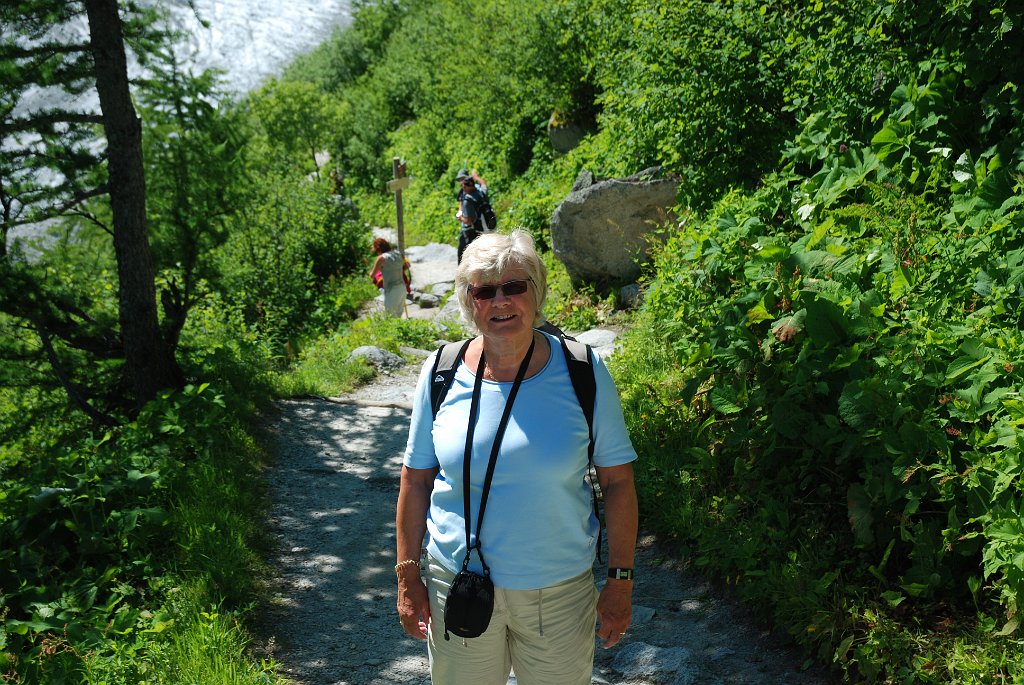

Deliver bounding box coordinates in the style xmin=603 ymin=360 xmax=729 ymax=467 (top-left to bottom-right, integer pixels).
xmin=839 ymin=380 xmax=886 ymax=430
xmin=977 ymin=165 xmax=1018 ymax=212
xmin=710 ymin=388 xmax=743 ymax=415
xmin=847 ymin=483 xmax=875 ymax=547
xmin=945 ymin=355 xmax=991 ymax=383
xmin=871 ymin=121 xmax=910 ymax=163
xmin=802 ymin=292 xmax=850 ymax=344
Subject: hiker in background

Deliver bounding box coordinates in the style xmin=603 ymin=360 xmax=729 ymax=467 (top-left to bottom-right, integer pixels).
xmin=454 ymin=168 xmax=488 ymax=263
xmin=370 ymin=237 xmax=411 ymax=318
xmin=395 ymin=229 xmax=638 ymax=684
xmin=329 ymin=167 xmax=344 ymax=195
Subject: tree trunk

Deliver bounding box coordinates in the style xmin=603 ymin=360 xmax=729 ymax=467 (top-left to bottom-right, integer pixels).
xmin=84 ymin=0 xmax=183 ymax=407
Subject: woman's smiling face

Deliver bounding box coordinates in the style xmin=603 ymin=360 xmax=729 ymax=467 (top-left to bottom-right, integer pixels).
xmin=469 ymin=269 xmax=536 ymax=341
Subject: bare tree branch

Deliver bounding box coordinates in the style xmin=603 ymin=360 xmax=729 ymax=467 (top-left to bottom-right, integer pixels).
xmin=0 ymin=112 xmax=105 ymax=134
xmin=0 ymin=43 xmax=91 ymax=60
xmin=70 ymin=208 xmax=115 ymax=236
xmin=5 ymin=183 xmax=110 ymax=229
xmin=36 ymin=322 xmax=117 ymax=426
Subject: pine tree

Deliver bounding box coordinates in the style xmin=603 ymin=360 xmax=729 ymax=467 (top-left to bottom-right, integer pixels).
xmin=1 ymin=0 xmax=183 ymax=416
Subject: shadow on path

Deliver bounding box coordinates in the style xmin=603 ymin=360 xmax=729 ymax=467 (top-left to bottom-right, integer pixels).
xmin=261 ymin=398 xmax=429 ymax=685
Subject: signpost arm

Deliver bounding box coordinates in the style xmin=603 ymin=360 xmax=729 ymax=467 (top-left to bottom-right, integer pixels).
xmin=389 ymin=157 xmax=411 ymax=318
xmin=392 ymin=157 xmax=406 ymax=259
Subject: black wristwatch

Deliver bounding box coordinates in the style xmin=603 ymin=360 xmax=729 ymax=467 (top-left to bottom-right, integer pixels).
xmin=608 ymin=567 xmax=634 ymax=580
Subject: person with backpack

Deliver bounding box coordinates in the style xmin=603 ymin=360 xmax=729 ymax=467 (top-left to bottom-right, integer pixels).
xmin=369 ymin=237 xmax=411 ymax=317
xmin=454 ymin=168 xmax=496 ymax=263
xmin=395 ymin=229 xmax=638 ymax=684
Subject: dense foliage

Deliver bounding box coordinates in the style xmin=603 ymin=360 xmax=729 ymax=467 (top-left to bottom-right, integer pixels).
xmin=286 ymin=0 xmax=1024 ymax=679
xmin=0 ymin=384 xmax=280 ymax=682
xmin=1 ymin=2 xmax=376 ymax=681
xmin=608 ymin=1 xmax=1024 ymax=680
xmin=4 ymin=0 xmax=1023 ymax=681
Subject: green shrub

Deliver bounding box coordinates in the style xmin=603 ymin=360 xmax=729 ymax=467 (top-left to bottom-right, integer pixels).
xmin=621 ymin=76 xmax=1024 ymax=676
xmin=0 ymin=382 xmax=283 ymax=683
xmin=275 ymin=314 xmax=464 ymax=398
xmin=212 ymin=174 xmax=369 ymax=345
xmin=571 ymin=0 xmax=901 ymax=207
xmin=272 ymin=331 xmax=376 ymax=398
xmin=177 ymin=289 xmax=279 ymax=402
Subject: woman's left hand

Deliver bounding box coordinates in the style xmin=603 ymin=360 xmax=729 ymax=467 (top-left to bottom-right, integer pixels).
xmin=594 ymin=463 xmax=638 ymax=649
xmin=595 ymin=580 xmax=632 ymax=648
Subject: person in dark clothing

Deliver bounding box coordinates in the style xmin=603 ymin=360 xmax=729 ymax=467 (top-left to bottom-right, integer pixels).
xmin=455 ymin=168 xmax=489 ymax=263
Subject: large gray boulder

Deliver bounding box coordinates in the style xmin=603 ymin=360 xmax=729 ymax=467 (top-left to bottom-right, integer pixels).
xmin=572 ymin=328 xmax=621 ymax=360
xmin=550 ymin=167 xmax=678 ymax=285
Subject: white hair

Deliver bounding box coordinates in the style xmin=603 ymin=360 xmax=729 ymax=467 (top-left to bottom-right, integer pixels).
xmin=455 ymin=229 xmax=548 ymax=327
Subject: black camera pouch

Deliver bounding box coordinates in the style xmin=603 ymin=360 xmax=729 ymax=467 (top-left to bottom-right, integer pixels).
xmin=443 ymin=562 xmax=494 ymax=639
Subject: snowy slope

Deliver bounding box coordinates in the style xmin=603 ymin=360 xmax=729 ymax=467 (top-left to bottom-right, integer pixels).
xmin=163 ymin=0 xmax=352 ymax=95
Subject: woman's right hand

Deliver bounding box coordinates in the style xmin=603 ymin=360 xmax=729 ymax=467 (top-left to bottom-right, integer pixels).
xmin=396 ymin=569 xmax=431 ymax=640
xmin=396 ymin=465 xmax=436 ymax=640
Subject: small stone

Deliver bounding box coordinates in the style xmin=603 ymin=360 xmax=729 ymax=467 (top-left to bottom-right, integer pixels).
xmin=678 ymin=599 xmax=702 ymax=613
xmin=632 ymin=605 xmax=656 ymax=625
xmin=709 ymin=646 xmax=735 ymax=661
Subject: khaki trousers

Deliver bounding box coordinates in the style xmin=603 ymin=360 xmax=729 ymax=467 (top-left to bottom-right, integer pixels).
xmin=425 ymin=556 xmax=597 ymax=685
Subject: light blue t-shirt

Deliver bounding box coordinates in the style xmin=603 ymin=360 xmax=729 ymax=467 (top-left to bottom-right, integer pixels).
xmin=403 ymin=331 xmax=637 ymax=589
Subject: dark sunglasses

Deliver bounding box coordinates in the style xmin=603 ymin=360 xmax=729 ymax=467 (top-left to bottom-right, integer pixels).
xmin=467 ymin=279 xmax=531 ymax=301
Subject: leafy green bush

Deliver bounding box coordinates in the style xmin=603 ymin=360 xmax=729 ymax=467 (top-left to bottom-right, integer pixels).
xmin=212 ymin=173 xmax=369 ymax=346
xmin=0 ymin=382 xmax=284 ymax=683
xmin=248 ymin=78 xmax=349 ymax=178
xmin=344 ymin=313 xmax=453 ymax=352
xmin=273 ymin=331 xmax=376 ymax=398
xmin=307 ymin=273 xmax=380 ymax=334
xmin=175 ymin=288 xmax=278 ymax=402
xmin=620 ymin=65 xmax=1024 ymax=676
xmin=274 ymin=314 xmax=462 ymax=398
xmin=568 ymin=0 xmax=902 ymax=207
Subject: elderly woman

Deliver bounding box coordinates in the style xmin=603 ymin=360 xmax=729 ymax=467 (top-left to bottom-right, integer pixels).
xmin=395 ymin=229 xmax=638 ymax=684
xmin=370 ymin=237 xmax=410 ymax=317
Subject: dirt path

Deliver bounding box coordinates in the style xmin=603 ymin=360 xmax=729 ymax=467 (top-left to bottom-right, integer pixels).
xmin=257 ymin=241 xmax=837 ymax=685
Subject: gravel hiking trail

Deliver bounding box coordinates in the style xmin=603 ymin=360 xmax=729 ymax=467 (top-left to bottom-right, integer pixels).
xmin=256 ymin=240 xmax=837 ymax=685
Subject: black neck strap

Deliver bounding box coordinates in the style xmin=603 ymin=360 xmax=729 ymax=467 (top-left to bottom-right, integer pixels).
xmin=461 ymin=335 xmax=536 ymax=574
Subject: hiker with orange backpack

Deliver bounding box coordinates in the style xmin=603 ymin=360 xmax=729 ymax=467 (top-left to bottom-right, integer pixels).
xmin=370 ymin=237 xmax=411 ymax=317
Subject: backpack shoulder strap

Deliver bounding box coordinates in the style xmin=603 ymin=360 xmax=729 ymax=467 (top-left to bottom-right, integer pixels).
xmin=536 ymin=320 xmax=567 ymax=339
xmin=559 ymin=335 xmax=604 ymax=561
xmin=560 ymin=337 xmax=596 ymax=459
xmin=430 ymin=339 xmax=472 ymax=419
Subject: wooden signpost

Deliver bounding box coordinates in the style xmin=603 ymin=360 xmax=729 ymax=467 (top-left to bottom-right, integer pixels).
xmin=387 ymin=157 xmax=410 ymax=259
xmin=387 ymin=157 xmax=411 ymax=317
